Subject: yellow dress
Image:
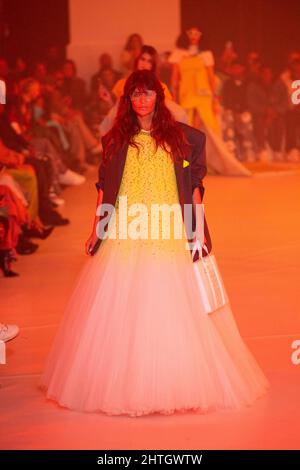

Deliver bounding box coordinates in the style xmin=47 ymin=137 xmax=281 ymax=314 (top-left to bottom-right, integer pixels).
xmin=177 ymin=55 xmax=251 ymax=176
xmin=179 ymin=55 xmax=220 ymax=133
xmin=108 ymin=129 xmax=189 ymax=262
xmin=41 ymin=130 xmax=269 ymax=417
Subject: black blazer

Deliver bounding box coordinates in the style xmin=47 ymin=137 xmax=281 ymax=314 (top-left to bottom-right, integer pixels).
xmin=95 ymin=122 xmax=212 ymax=262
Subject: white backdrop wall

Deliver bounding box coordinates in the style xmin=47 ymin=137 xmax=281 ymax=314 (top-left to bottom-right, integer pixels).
xmin=67 ymin=0 xmax=180 ymax=83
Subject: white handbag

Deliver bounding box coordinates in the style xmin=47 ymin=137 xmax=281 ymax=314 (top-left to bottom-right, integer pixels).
xmin=191 ymin=204 xmax=229 ymax=314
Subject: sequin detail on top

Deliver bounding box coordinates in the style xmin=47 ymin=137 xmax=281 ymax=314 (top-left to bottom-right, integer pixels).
xmin=106 ymin=131 xmax=189 ymax=261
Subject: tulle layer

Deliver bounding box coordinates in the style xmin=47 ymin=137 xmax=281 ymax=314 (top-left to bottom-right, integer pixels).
xmin=41 ymin=235 xmax=269 ymax=417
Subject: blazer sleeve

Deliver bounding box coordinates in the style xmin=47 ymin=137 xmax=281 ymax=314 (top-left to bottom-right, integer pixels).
xmin=191 ymin=132 xmax=207 ymax=200
xmin=95 ymin=135 xmax=108 ymax=191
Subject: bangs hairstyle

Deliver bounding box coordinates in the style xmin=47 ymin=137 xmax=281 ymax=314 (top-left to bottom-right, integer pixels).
xmin=103 ymin=70 xmax=190 ymax=162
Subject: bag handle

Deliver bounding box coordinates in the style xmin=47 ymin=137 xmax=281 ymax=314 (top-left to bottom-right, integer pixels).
xmin=191 ymin=203 xmax=209 ymax=260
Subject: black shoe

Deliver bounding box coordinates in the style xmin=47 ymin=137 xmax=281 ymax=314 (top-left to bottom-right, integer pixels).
xmin=0 ymin=250 xmax=19 ymax=277
xmin=69 ymin=161 xmax=87 ymax=174
xmin=40 ymin=210 xmax=70 ymax=226
xmin=16 ymin=237 xmax=39 ymax=255
xmin=75 ymin=164 xmax=88 ymax=174
xmin=23 ymin=225 xmax=54 ymax=239
xmin=51 ymin=215 xmax=70 ymax=226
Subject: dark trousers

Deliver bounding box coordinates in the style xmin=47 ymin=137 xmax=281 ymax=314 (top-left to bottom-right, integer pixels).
xmin=252 ymin=114 xmax=267 ymax=151
xmin=286 ymin=109 xmax=300 ymax=151
xmin=268 ymin=115 xmax=286 ymax=152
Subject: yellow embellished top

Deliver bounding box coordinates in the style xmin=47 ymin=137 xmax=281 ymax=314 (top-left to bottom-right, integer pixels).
xmin=106 ymin=130 xmax=190 ymax=260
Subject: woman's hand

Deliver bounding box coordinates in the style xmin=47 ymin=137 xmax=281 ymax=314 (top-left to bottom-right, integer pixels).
xmin=191 ymin=235 xmax=208 ymax=261
xmin=85 ymin=232 xmax=100 ymax=256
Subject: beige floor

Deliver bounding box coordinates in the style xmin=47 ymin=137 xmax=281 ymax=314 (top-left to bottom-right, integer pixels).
xmin=1 ymin=166 xmax=300 ymax=450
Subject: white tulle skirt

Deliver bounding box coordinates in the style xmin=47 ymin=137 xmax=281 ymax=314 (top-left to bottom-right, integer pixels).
xmin=41 ymin=228 xmax=269 ymax=417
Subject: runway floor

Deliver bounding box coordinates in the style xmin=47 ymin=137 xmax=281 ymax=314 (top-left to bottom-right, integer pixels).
xmin=1 ymin=166 xmax=300 ymax=450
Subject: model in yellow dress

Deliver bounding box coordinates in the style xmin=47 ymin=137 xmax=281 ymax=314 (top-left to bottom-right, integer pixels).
xmin=169 ymin=27 xmax=251 ymax=176
xmin=41 ymin=127 xmax=268 ymax=416
xmin=177 ymin=54 xmax=221 ymax=133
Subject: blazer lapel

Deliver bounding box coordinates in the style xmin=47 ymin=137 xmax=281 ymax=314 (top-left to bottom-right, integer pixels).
xmin=173 ymin=156 xmax=185 ymax=209
xmin=110 ymin=143 xmax=128 ymax=199
xmin=173 ymin=151 xmax=194 ymax=243
xmin=119 ymin=144 xmax=129 ymax=183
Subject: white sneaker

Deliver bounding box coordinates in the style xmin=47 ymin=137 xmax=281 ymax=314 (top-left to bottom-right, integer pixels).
xmin=49 ymin=190 xmax=65 ymax=206
xmin=58 ymin=169 xmax=86 ymax=186
xmin=0 ymin=323 xmax=19 ymax=342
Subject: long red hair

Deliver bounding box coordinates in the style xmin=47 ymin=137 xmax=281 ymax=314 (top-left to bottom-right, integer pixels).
xmin=103 ymin=70 xmax=190 ymax=162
